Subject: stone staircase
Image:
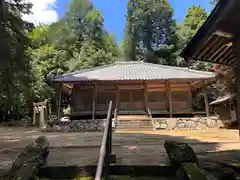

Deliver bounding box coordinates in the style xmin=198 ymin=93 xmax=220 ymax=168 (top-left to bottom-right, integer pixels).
xmin=115 ymin=115 xmax=153 ymax=131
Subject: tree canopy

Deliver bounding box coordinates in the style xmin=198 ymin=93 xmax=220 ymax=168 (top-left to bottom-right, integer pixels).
xmin=123 ymin=0 xmax=179 ymax=65
xmin=0 ymin=0 xmax=220 ymax=121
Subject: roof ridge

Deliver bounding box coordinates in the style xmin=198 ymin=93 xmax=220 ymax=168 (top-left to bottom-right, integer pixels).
xmin=54 ymin=63 xmax=116 ymax=79
xmin=115 ymin=60 xmax=144 ymax=64
xmin=142 ymin=62 xmax=215 ymax=75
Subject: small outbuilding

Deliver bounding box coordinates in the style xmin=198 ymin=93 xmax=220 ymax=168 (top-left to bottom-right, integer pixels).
xmin=210 ymin=93 xmax=237 ymax=124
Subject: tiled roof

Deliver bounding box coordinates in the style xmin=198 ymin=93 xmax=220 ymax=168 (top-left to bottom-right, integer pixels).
xmin=52 ymin=61 xmax=216 ymax=82
xmin=210 ymin=93 xmax=236 ymax=105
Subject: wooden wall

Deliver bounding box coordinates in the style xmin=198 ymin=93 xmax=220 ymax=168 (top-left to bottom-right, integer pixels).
xmin=71 ymin=80 xmax=192 ymax=116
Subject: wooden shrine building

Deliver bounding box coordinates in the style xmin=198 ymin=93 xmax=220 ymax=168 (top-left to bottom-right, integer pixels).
xmin=52 ymin=61 xmax=215 ymax=119
xmin=180 ymin=0 xmax=240 ymax=132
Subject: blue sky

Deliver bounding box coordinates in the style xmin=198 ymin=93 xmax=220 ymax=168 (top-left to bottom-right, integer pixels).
xmin=56 ymin=0 xmax=212 ymax=43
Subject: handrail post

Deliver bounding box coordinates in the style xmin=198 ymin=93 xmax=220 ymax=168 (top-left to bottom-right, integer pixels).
xmin=109 ymin=112 xmax=112 ymax=154
xmin=95 ymin=101 xmax=113 ymax=180
xmin=104 ymin=109 xmax=112 ymax=180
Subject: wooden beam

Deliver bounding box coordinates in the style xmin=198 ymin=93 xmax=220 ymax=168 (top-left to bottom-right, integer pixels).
xmin=92 ymin=83 xmax=97 ymax=120
xmin=213 ymin=30 xmax=232 ymax=38
xmin=166 ymin=81 xmax=173 ymax=118
xmin=202 ymin=81 xmax=210 ymax=117
xmin=144 ymin=81 xmax=148 ymax=112
xmin=188 ymin=83 xmax=193 ymax=111
xmin=233 ymin=37 xmax=240 ymax=139
xmin=208 ymin=44 xmax=227 ymax=61
xmin=225 ymin=42 xmax=233 ymax=47
xmin=197 ymin=35 xmax=219 ymax=58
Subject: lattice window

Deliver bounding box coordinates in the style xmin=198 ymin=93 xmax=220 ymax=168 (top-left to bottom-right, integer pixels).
xmin=120 ymin=89 xmax=144 ymax=102
xmin=97 ymin=91 xmax=116 ymax=104
xmin=120 ymin=90 xmax=131 ymax=102
xmin=74 ymin=89 xmax=93 ymax=111
xmin=171 ymin=91 xmax=190 ymax=102
xmin=148 ymin=91 xmax=166 ymax=102
xmin=131 ymin=89 xmax=144 ymax=102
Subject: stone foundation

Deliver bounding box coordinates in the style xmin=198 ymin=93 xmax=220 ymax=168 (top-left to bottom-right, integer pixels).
xmin=152 ymin=116 xmax=224 ymax=130
xmin=50 ymin=116 xmax=225 ymax=132
xmin=52 ymin=119 xmax=105 ymax=132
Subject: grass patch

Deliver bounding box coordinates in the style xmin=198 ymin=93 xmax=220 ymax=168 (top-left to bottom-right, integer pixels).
xmin=74 ymin=176 xmax=173 ymax=180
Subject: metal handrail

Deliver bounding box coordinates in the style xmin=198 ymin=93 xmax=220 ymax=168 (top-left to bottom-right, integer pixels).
xmin=113 ymin=108 xmax=118 ymax=128
xmin=95 ymin=101 xmax=113 ymax=180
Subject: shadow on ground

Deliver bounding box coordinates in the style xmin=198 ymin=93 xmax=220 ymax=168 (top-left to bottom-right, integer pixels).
xmin=0 ymin=128 xmax=240 ymax=170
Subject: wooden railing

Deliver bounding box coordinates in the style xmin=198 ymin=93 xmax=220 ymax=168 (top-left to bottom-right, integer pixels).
xmin=95 ymin=101 xmax=113 ymax=180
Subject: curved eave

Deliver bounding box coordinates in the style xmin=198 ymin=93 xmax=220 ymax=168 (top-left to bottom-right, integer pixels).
xmin=51 ymin=77 xmax=216 ymax=84
xmin=181 ymin=0 xmax=237 ymax=65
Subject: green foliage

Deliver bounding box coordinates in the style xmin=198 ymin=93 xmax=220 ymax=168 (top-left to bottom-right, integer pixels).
xmin=0 ymin=0 xmax=119 ymax=122
xmin=183 ymin=5 xmax=208 ymax=34
xmin=123 ymin=0 xmax=180 ymax=65
xmin=47 ymin=0 xmax=120 ymax=70
xmin=0 ymin=0 xmax=33 ymax=121
xmin=175 ymin=5 xmax=212 ymax=71
xmin=0 ymin=0 xmax=217 ymax=121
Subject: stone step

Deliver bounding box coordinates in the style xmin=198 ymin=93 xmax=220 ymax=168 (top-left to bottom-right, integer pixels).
xmin=116 ymin=128 xmax=154 ymax=131
xmin=116 ymin=120 xmax=153 ymax=130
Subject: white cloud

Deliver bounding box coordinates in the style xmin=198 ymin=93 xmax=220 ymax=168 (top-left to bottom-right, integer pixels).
xmin=22 ymin=0 xmax=58 ymax=25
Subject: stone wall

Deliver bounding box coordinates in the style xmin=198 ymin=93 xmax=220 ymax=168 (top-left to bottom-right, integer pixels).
xmin=50 ymin=116 xmax=225 ymax=132
xmin=152 ymin=116 xmax=224 ymax=130
xmin=52 ymin=119 xmax=105 ymax=132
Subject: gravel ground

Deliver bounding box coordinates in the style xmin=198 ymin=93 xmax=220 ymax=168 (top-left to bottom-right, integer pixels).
xmin=1 ymin=128 xmax=240 ymax=170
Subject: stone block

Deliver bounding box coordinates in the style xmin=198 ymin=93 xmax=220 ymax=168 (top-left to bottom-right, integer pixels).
xmin=185 ymin=121 xmax=197 ymax=129
xmin=210 ymin=116 xmax=219 ymax=120
xmin=164 ymin=140 xmax=199 ymax=167
xmin=200 ymin=162 xmax=237 ymax=180
xmin=191 ymin=117 xmax=201 ymax=122
xmin=216 ymin=120 xmax=224 ymax=128
xmin=153 ymin=119 xmax=168 ymax=130
xmin=196 ymin=122 xmax=208 ymax=130
xmin=4 ymin=136 xmax=49 ymax=180
xmin=167 ymin=118 xmax=178 ymax=129
xmin=206 ymin=119 xmax=217 ymax=128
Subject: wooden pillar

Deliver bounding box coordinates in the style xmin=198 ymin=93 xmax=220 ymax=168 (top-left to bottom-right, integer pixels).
xmin=202 ymin=81 xmax=210 ymax=117
xmin=144 ymin=81 xmax=148 ymax=113
xmin=39 ymin=106 xmax=47 ymax=130
xmin=166 ymin=81 xmax=173 ymax=117
xmin=57 ymin=84 xmax=62 ymax=121
xmin=114 ymin=85 xmax=120 ymax=127
xmin=33 ymin=104 xmax=37 ymax=125
xmin=92 ymin=83 xmax=97 ymax=120
xmin=115 ymin=86 xmax=119 ymax=113
xmin=188 ymin=83 xmax=193 ymax=112
xmin=233 ymin=37 xmax=240 ymax=138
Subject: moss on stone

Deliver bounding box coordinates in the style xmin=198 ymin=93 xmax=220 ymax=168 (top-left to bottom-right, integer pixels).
xmin=182 ymin=162 xmax=207 ymax=180
xmin=74 ymin=177 xmax=94 ymax=180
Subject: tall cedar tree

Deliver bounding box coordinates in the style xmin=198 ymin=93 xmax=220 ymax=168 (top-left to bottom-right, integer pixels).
xmin=0 ymin=0 xmax=33 ymax=121
xmin=124 ymin=0 xmax=178 ymax=65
